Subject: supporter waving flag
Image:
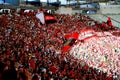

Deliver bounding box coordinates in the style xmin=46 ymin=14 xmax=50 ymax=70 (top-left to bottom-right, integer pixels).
xmin=107 ymin=17 xmax=114 ymax=29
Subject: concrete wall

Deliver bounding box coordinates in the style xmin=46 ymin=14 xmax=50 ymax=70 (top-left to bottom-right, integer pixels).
xmin=56 ymin=7 xmax=82 ymax=15
xmin=56 ymin=7 xmax=72 ymax=15
xmin=56 ymin=5 xmax=120 ymax=15
xmin=72 ymin=10 xmax=82 ymax=15
xmin=100 ymin=5 xmax=120 ymax=14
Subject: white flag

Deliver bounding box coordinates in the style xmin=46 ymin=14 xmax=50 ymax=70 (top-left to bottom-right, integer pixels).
xmin=36 ymin=12 xmax=45 ymax=24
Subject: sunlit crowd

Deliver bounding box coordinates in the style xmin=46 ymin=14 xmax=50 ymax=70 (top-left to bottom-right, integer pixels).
xmin=0 ymin=9 xmax=120 ymax=80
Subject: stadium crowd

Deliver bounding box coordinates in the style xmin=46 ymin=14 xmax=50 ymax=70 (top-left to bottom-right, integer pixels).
xmin=0 ymin=9 xmax=120 ymax=80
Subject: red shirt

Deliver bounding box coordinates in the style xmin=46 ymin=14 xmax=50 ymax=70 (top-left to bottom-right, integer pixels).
xmin=29 ymin=59 xmax=35 ymax=69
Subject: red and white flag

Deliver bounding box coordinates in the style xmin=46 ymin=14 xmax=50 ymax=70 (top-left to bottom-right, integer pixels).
xmin=36 ymin=8 xmax=56 ymax=24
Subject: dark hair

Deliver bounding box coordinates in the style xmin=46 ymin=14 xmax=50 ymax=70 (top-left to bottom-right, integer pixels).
xmin=19 ymin=72 xmax=27 ymax=80
xmin=0 ymin=62 xmax=5 ymax=73
xmin=32 ymin=74 xmax=39 ymax=80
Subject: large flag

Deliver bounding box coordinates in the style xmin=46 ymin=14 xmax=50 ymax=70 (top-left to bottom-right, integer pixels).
xmin=62 ymin=38 xmax=76 ymax=52
xmin=65 ymin=34 xmax=71 ymax=40
xmin=36 ymin=8 xmax=56 ymax=24
xmin=65 ymin=32 xmax=79 ymax=40
xmin=78 ymin=29 xmax=98 ymax=41
xmin=62 ymin=45 xmax=71 ymax=52
xmin=72 ymin=32 xmax=79 ymax=40
xmin=44 ymin=12 xmax=57 ymax=24
xmin=62 ymin=32 xmax=79 ymax=52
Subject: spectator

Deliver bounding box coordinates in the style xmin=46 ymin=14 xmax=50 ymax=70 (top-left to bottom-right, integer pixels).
xmin=0 ymin=9 xmax=120 ymax=80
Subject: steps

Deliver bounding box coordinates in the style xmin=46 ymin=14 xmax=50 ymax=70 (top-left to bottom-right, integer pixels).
xmin=89 ymin=14 xmax=120 ymax=28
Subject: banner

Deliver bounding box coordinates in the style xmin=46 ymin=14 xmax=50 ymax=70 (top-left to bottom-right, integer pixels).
xmin=65 ymin=32 xmax=79 ymax=40
xmin=78 ymin=29 xmax=97 ymax=41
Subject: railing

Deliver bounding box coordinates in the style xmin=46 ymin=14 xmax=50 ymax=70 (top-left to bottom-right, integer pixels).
xmin=103 ymin=14 xmax=120 ymax=24
xmin=0 ymin=4 xmax=57 ymax=11
xmin=72 ymin=7 xmax=98 ymax=10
